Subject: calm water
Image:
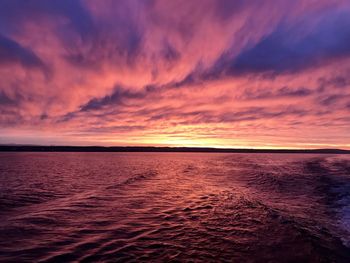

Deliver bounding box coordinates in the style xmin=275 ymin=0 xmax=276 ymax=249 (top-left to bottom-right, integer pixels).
xmin=0 ymin=152 xmax=350 ymax=262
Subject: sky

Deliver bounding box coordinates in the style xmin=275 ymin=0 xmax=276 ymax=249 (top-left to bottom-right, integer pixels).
xmin=0 ymin=0 xmax=350 ymax=149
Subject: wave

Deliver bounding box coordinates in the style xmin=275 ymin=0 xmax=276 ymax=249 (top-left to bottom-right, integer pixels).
xmin=1 ymin=152 xmax=350 ymax=262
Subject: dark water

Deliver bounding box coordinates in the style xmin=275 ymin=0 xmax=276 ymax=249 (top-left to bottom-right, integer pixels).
xmin=0 ymin=153 xmax=349 ymax=262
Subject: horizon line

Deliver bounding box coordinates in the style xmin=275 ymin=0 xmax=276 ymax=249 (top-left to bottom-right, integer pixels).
xmin=0 ymin=145 xmax=349 ymax=154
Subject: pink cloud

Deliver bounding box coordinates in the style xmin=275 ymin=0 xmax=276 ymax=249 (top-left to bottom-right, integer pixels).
xmin=0 ymin=0 xmax=350 ymax=149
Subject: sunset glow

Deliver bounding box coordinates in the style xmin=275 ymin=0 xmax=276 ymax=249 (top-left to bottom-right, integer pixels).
xmin=1 ymin=0 xmax=350 ymax=148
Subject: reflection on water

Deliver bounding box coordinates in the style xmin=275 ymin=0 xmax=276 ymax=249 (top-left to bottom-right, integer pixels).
xmin=0 ymin=152 xmax=350 ymax=262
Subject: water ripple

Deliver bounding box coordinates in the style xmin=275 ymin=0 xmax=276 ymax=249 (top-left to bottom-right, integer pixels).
xmin=0 ymin=152 xmax=349 ymax=262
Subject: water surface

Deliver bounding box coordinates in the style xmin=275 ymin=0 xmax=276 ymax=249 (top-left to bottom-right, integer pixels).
xmin=0 ymin=152 xmax=350 ymax=262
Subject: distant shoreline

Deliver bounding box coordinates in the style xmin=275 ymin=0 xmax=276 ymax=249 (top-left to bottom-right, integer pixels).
xmin=0 ymin=145 xmax=349 ymax=154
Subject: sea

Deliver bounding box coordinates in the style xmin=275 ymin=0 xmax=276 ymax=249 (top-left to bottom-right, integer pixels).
xmin=0 ymin=152 xmax=349 ymax=262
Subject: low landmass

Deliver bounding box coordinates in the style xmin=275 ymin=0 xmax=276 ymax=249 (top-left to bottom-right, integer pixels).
xmin=0 ymin=145 xmax=349 ymax=154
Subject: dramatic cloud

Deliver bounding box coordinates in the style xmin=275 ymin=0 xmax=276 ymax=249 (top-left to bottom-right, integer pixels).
xmin=229 ymin=8 xmax=350 ymax=74
xmin=0 ymin=34 xmax=46 ymax=70
xmin=0 ymin=0 xmax=350 ymax=149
